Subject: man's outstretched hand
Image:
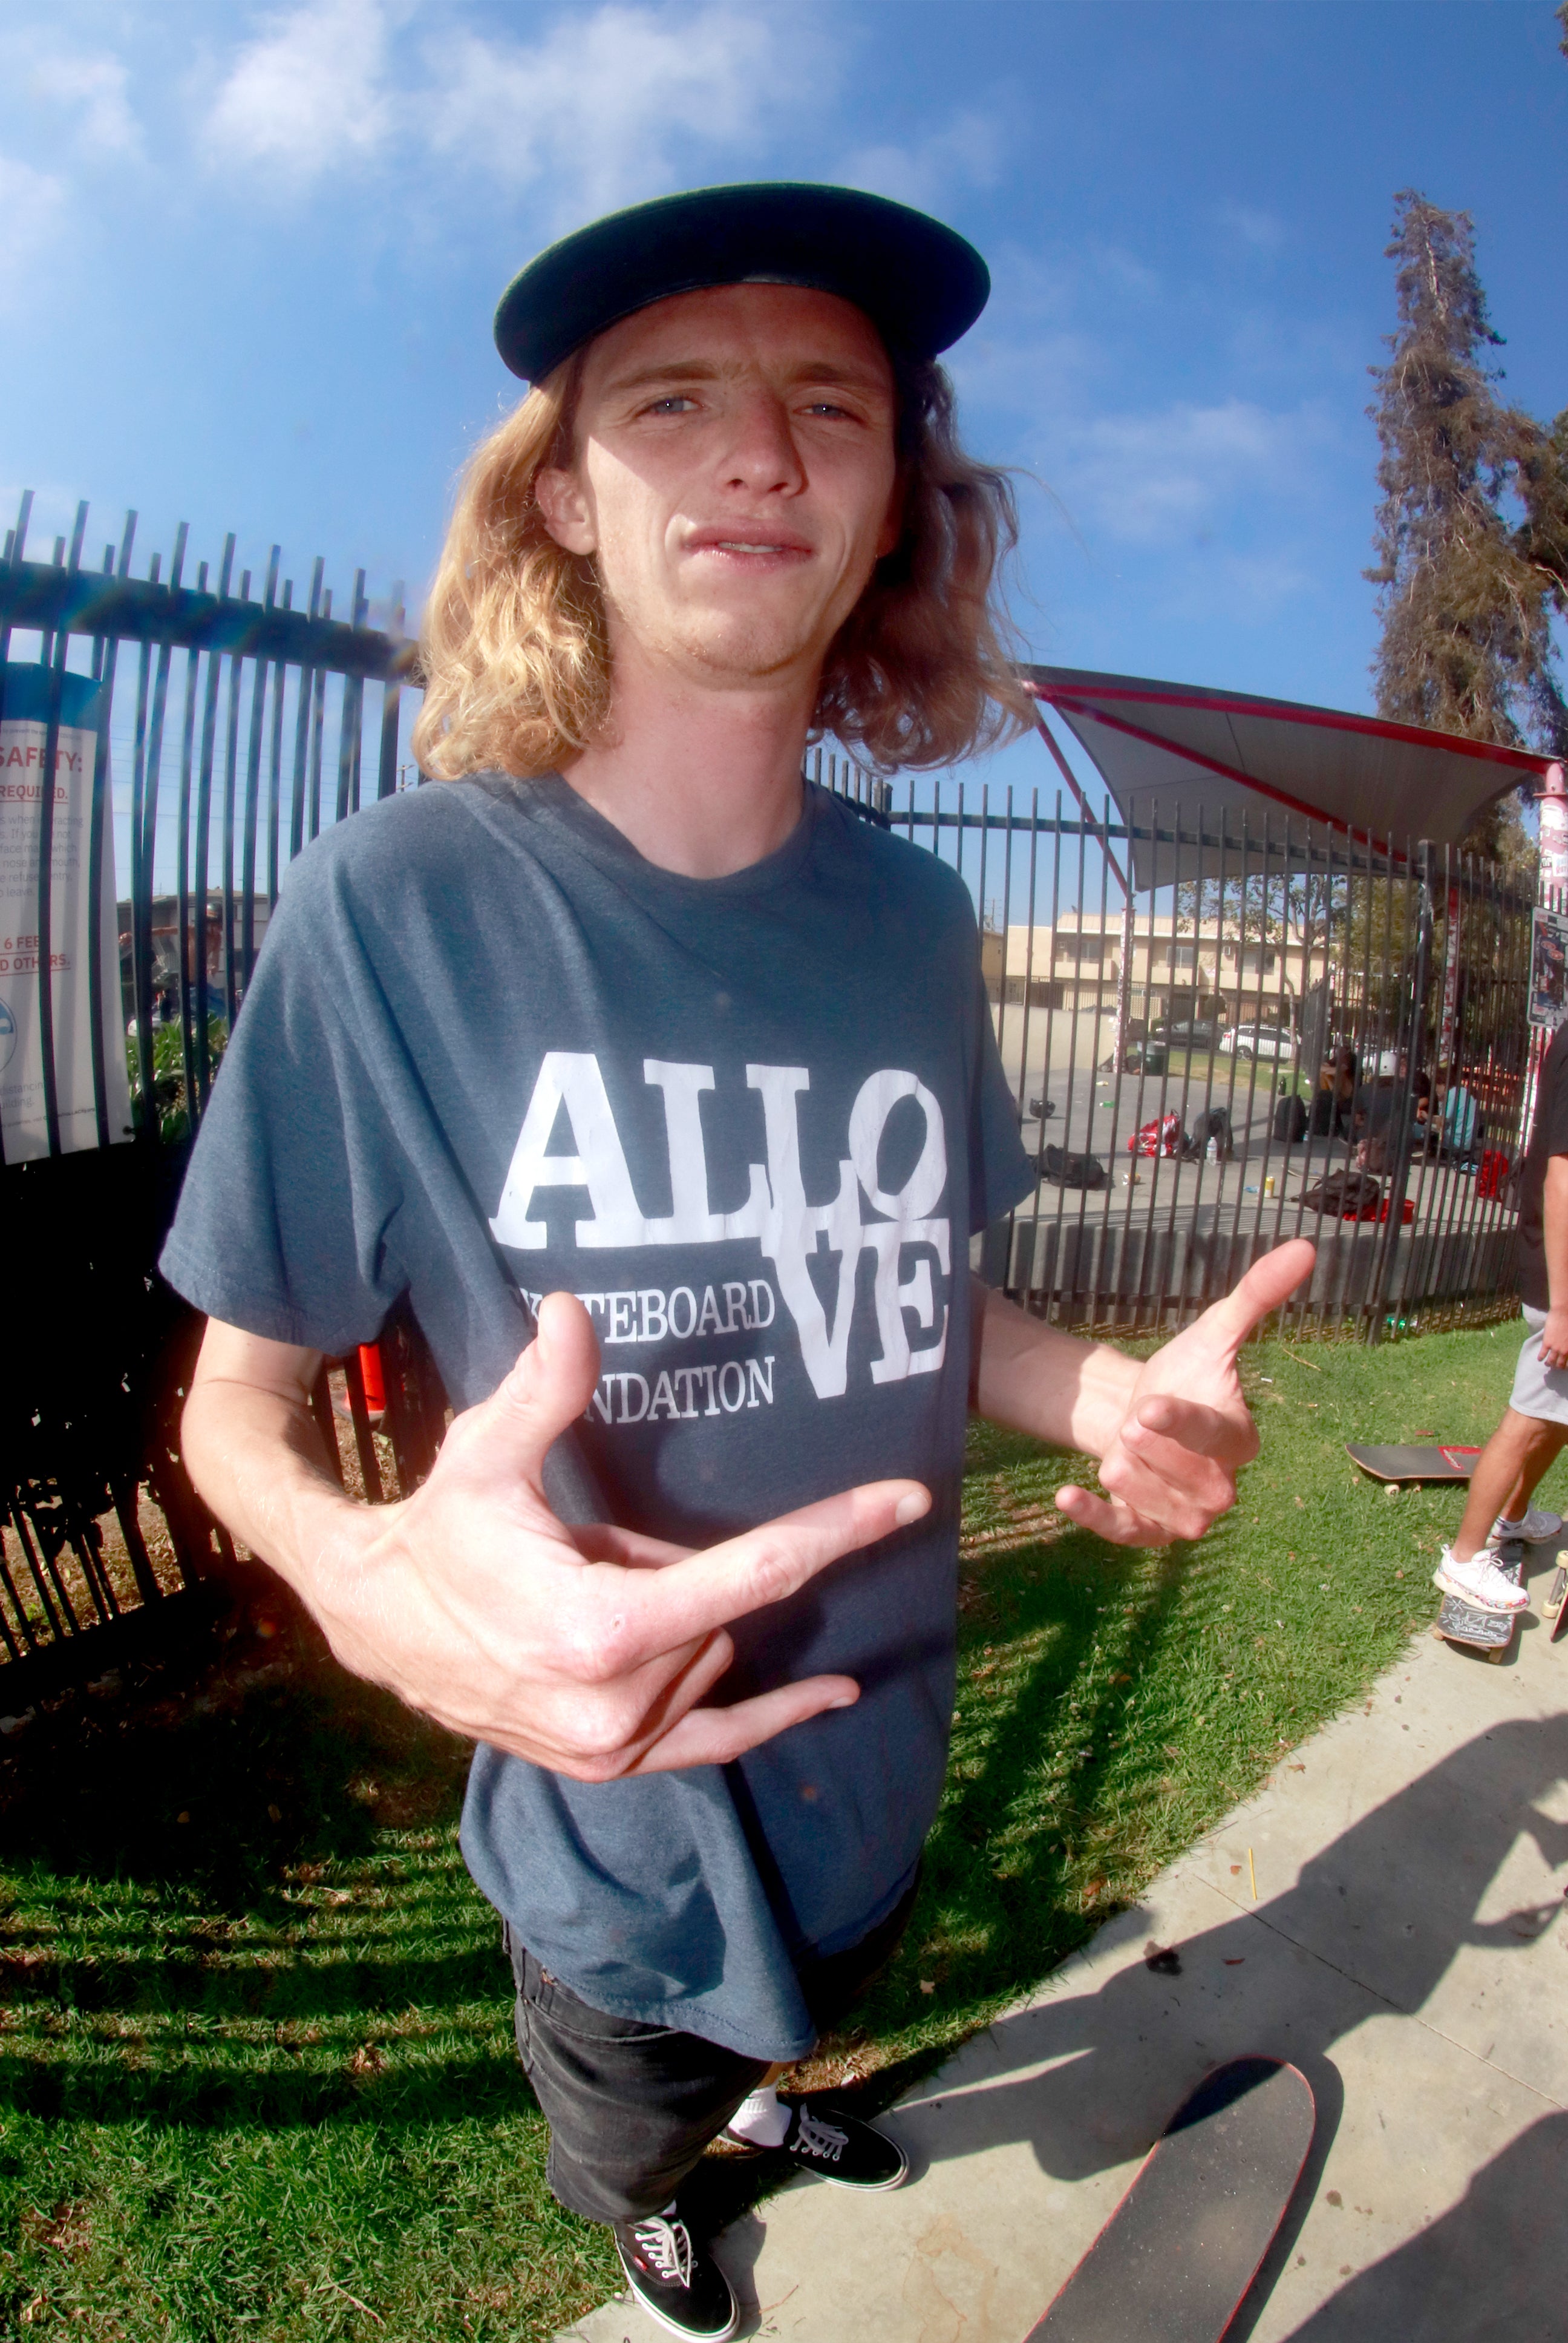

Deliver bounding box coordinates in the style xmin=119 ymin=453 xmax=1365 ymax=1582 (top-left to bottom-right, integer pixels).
xmin=1052 ymin=1238 xmax=1316 ymax=1547
xmin=186 ymin=1294 xmax=929 ymax=1783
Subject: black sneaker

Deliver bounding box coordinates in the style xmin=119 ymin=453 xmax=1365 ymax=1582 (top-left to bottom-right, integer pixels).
xmin=729 ymin=2098 xmax=909 ymax=2190
xmin=612 ymin=2206 xmax=738 ymax=2342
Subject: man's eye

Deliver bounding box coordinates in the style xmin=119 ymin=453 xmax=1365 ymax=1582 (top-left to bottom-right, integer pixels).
xmin=803 ymin=401 xmax=852 ymax=419
xmin=645 ymin=396 xmax=699 ymax=415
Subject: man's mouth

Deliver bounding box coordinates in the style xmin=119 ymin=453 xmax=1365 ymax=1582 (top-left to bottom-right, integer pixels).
xmin=686 ymin=528 xmax=813 ymax=560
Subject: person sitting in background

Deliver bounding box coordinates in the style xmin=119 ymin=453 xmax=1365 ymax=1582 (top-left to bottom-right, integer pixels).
xmin=1312 ymin=1046 xmax=1357 ymax=1138
xmin=1435 ymin=1076 xmax=1482 ymax=1165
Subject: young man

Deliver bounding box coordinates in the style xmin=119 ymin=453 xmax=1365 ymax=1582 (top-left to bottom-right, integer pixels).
xmin=165 ymin=185 xmax=1312 ymax=2341
xmin=1435 ymin=1018 xmax=1568 ymax=1616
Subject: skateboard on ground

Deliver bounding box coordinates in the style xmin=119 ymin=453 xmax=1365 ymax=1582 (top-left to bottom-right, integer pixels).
xmin=1025 ymin=2056 xmax=1315 ymax=2342
xmin=1434 ymin=1537 xmax=1526 ymax=1663
xmin=1347 ymin=1443 xmax=1480 ymax=1482
xmin=1543 ymin=1554 xmax=1568 ymax=1642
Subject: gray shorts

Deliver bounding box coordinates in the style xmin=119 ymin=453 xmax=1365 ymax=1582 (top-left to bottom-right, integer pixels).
xmin=1509 ymin=1306 xmax=1568 ymax=1425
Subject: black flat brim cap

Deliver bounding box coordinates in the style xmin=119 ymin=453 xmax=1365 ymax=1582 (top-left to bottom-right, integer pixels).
xmin=494 ymin=181 xmax=990 ymax=384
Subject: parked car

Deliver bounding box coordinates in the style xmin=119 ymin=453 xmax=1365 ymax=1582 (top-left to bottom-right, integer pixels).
xmin=1219 ymin=1023 xmax=1296 ymax=1061
xmin=1161 ymin=1018 xmax=1222 ymax=1054
xmin=1128 ymin=1018 xmax=1221 ymax=1074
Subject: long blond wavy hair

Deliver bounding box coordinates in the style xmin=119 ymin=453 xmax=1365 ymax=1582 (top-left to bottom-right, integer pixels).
xmin=412 ymin=346 xmax=1031 ymax=779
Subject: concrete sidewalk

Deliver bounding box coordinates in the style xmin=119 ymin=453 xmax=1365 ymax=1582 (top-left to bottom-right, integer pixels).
xmin=561 ymin=1576 xmax=1568 ymax=2343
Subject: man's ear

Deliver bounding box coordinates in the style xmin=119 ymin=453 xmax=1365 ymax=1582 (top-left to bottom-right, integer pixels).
xmin=534 ymin=466 xmax=598 ymax=556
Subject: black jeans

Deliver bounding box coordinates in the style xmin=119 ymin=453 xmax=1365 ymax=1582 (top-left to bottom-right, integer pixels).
xmin=506 ymin=1873 xmax=920 ymax=2224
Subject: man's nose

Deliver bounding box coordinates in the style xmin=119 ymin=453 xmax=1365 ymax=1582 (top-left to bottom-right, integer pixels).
xmin=720 ymin=392 xmax=806 ymax=495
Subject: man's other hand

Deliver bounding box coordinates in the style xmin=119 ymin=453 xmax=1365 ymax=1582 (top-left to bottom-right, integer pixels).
xmin=185 ymin=1295 xmax=929 ymax=1780
xmin=1054 ymin=1239 xmax=1316 ymax=1547
xmin=1538 ymin=1304 xmax=1568 ymax=1372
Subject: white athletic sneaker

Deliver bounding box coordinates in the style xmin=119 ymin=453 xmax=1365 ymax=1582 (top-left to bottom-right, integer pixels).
xmin=1491 ymin=1506 xmax=1564 ymax=1544
xmin=1432 ymin=1546 xmax=1529 ymax=1614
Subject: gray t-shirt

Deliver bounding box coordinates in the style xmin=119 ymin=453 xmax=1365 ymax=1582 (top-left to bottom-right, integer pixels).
xmin=161 ymin=775 xmax=1033 ymax=2059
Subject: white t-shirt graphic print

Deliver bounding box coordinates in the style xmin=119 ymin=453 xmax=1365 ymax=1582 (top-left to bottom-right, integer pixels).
xmin=492 ymin=1049 xmax=952 ymax=1411
xmin=162 ymin=776 xmax=1033 ymax=2059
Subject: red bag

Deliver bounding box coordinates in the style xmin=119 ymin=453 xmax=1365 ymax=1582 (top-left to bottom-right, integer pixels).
xmin=1475 ymin=1148 xmax=1511 ymax=1199
xmin=1127 ymin=1113 xmax=1182 ymax=1158
xmin=1375 ymin=1197 xmax=1417 ymax=1225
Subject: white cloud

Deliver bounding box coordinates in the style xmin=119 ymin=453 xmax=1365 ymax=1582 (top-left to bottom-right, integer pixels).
xmin=197 ymin=0 xmax=826 ymax=218
xmin=843 ymin=105 xmax=1003 ymax=211
xmin=0 ymin=155 xmax=68 ymax=303
xmin=423 ymin=4 xmax=816 ymax=218
xmin=1045 ymin=398 xmax=1331 ymax=549
xmin=25 ymin=48 xmax=143 ymax=161
xmin=202 ymin=0 xmax=397 ymax=182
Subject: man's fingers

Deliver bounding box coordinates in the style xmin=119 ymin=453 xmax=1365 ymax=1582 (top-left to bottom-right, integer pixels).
xmin=596 ymin=1480 xmax=930 ymax=1665
xmin=1056 ymin=1483 xmax=1171 ymax=1549
xmin=468 ymin=1292 xmax=603 ymax=1487
xmin=1197 ymin=1237 xmax=1316 ymax=1353
xmin=1099 ymin=1437 xmax=1233 ymax=1542
xmin=626 ymin=1676 xmax=861 ymax=1774
xmin=1126 ymin=1394 xmax=1256 ymax=1469
xmin=570 ymin=1522 xmax=693 ymax=1571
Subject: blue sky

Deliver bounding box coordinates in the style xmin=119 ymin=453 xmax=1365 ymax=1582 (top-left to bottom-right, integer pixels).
xmin=5 ymin=0 xmax=1566 ymax=819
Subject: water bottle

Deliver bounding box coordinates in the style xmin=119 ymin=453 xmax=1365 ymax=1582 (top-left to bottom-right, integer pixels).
xmin=1206 ymin=1136 xmax=1218 ymax=1164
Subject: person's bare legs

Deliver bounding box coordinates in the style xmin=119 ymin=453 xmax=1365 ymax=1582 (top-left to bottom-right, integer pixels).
xmin=1453 ymin=1409 xmax=1568 ymax=1560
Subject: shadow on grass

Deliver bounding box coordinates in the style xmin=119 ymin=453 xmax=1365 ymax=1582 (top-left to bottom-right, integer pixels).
xmin=0 ymin=1496 xmax=1211 ymax=2149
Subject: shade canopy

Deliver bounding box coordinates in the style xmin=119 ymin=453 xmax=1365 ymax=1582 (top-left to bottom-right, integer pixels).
xmin=1024 ymin=664 xmax=1552 ymax=894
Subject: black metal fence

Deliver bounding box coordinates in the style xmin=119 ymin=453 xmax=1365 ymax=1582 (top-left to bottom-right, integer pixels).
xmin=853 ymin=758 xmax=1537 ymax=1342
xmin=0 ymin=493 xmax=1540 ymax=1702
xmin=0 ymin=496 xmax=425 ymax=1703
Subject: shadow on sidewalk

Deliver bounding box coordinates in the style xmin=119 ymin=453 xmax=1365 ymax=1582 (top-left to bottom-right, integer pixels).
xmin=894 ymin=1714 xmax=1568 ymax=2178
xmin=682 ymin=1717 xmax=1568 ymax=2338
xmin=1279 ymin=2110 xmax=1568 ymax=2342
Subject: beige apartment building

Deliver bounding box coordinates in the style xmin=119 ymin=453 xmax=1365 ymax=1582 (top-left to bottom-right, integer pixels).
xmin=983 ymin=910 xmax=1303 ymax=1038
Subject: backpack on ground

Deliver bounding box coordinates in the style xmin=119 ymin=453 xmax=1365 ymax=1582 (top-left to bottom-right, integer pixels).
xmin=1300 ymin=1168 xmax=1382 ymax=1221
xmin=1273 ymin=1092 xmax=1308 ymax=1144
xmin=1475 ymin=1147 xmax=1511 ymax=1199
xmin=1181 ymin=1106 xmax=1235 ymax=1161
xmin=1043 ymin=1144 xmax=1108 ymax=1190
xmin=1128 ymin=1112 xmax=1183 ymax=1159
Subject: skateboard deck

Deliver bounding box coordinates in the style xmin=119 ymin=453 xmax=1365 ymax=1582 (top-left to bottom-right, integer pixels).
xmin=1435 ymin=1539 xmax=1525 ymax=1662
xmin=1026 ymin=2057 xmax=1315 ymax=2343
xmin=1347 ymin=1443 xmax=1480 ymax=1482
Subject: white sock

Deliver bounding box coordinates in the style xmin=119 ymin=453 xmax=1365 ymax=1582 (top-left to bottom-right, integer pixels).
xmin=728 ymin=2086 xmax=791 ymax=2147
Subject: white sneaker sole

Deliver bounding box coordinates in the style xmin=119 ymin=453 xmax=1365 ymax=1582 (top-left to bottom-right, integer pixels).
xmin=730 ymin=2113 xmax=911 ymax=2192
xmin=795 ymin=2137 xmax=910 ymax=2191
xmin=618 ymin=2272 xmax=738 ymax=2343
xmin=817 ymin=2157 xmax=909 ymax=2191
xmin=1432 ymin=1563 xmax=1527 ymax=1616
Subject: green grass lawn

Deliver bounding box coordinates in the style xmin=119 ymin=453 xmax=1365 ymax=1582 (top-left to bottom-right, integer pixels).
xmin=1 ymin=1319 xmax=1552 ymax=2342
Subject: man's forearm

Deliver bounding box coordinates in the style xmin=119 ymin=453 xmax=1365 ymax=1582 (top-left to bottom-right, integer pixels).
xmin=969 ymin=1275 xmax=1138 ymax=1457
xmin=181 ymin=1360 xmax=375 ymax=1605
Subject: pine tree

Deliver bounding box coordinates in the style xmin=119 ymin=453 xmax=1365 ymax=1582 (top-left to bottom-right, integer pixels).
xmin=1366 ymin=191 xmax=1567 ymax=867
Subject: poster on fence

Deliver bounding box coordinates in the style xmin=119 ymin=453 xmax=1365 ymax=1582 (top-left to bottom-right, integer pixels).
xmin=1530 ymin=905 xmax=1568 ymax=1034
xmin=0 ymin=665 xmax=134 ymax=1159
